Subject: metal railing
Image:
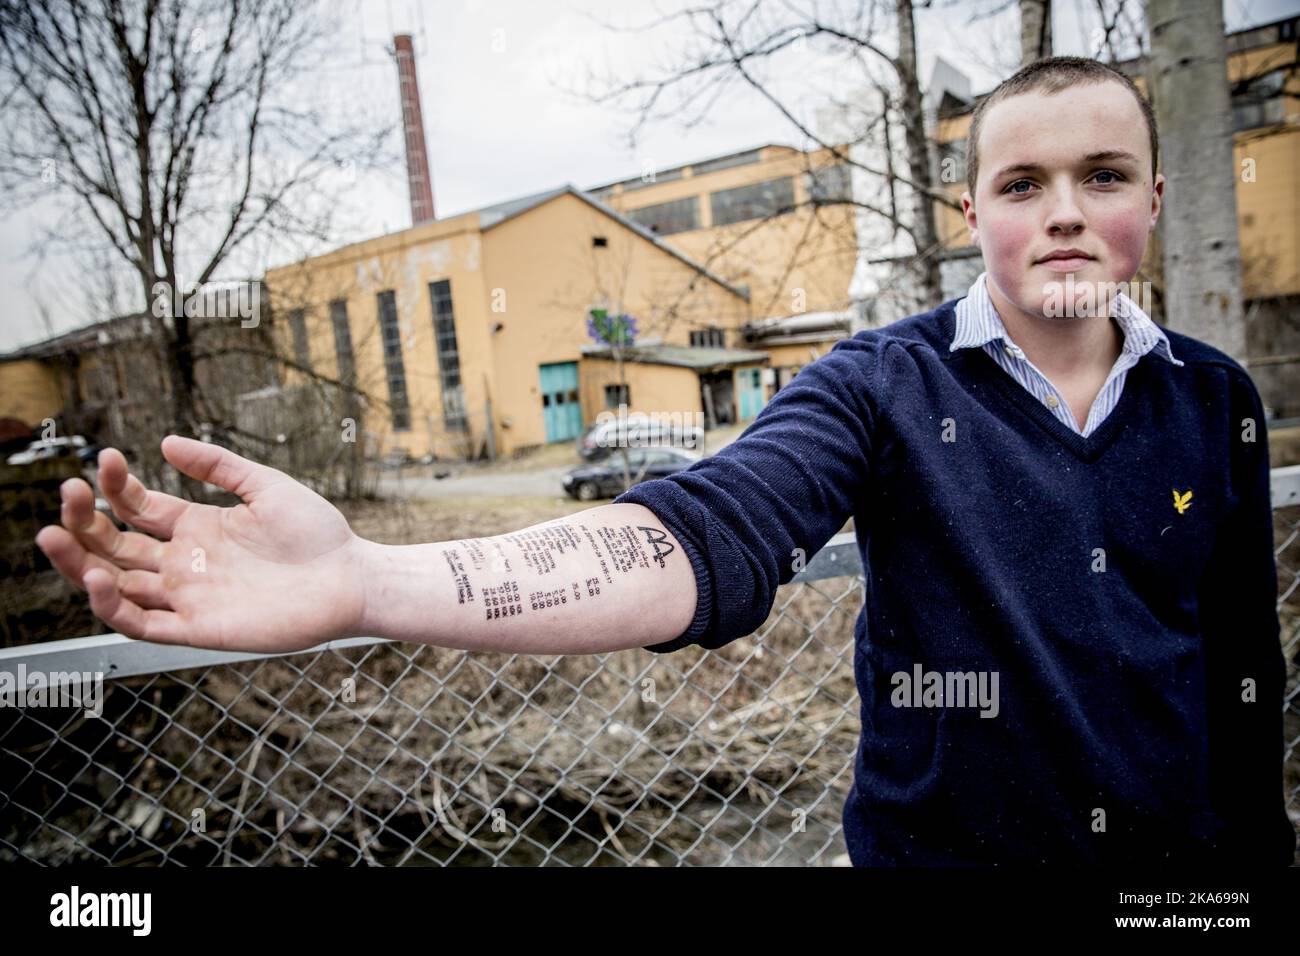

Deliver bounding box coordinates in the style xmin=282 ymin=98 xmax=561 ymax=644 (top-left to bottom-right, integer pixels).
xmin=2 ymin=467 xmax=1299 ymax=866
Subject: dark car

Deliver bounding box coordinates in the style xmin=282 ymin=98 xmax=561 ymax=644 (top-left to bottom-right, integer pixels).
xmin=562 ymin=447 xmax=699 ymax=500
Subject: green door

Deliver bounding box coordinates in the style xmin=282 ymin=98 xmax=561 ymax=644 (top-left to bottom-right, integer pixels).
xmin=540 ymin=361 xmax=583 ymax=442
xmin=737 ymin=367 xmax=765 ymax=420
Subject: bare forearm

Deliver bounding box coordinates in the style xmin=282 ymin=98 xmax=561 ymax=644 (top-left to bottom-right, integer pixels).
xmin=353 ymin=503 xmax=697 ymax=654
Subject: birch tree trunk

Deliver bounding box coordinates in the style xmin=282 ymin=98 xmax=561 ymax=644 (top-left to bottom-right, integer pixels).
xmin=895 ymin=0 xmax=943 ymax=305
xmin=1019 ymin=0 xmax=1053 ymax=65
xmin=1146 ymin=0 xmax=1246 ymax=358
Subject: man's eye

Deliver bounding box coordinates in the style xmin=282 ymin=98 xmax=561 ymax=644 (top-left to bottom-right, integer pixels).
xmin=1004 ymin=180 xmax=1034 ymax=195
xmin=1092 ymin=169 xmax=1123 ymax=185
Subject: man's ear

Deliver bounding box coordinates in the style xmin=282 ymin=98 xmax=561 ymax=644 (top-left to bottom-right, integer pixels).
xmin=1149 ymin=173 xmax=1164 ymax=231
xmin=962 ymin=190 xmax=979 ymax=246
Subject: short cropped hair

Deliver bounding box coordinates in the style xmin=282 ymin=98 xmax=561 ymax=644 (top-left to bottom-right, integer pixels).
xmin=965 ymin=56 xmax=1159 ymax=196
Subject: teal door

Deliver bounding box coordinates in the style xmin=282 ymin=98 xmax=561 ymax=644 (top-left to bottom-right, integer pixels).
xmin=737 ymin=367 xmax=765 ymax=420
xmin=540 ymin=361 xmax=583 ymax=442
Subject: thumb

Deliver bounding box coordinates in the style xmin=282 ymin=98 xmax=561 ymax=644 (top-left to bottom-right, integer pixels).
xmin=161 ymin=435 xmax=286 ymax=501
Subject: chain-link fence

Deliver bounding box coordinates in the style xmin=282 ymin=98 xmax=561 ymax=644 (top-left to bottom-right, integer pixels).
xmin=3 ymin=467 xmax=1299 ymax=866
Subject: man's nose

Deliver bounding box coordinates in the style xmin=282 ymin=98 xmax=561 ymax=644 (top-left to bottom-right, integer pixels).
xmin=1045 ymin=185 xmax=1086 ymax=234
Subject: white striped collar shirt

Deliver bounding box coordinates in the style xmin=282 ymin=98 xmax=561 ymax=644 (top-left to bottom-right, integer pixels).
xmin=949 ymin=271 xmax=1183 ymax=437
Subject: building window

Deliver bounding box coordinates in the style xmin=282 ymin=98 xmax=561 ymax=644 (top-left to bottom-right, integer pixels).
xmin=329 ymin=299 xmax=354 ymax=386
xmin=805 ymin=162 xmax=852 ymax=202
xmin=710 ymin=176 xmax=795 ymax=226
xmin=592 ymin=236 xmax=608 ymax=247
xmin=689 ymin=327 xmax=725 ymax=348
xmin=604 ymin=383 xmax=630 ymax=408
xmin=1231 ymin=68 xmax=1286 ymax=131
xmin=429 ymin=279 xmax=468 ymax=432
xmin=543 ymin=388 xmax=579 ymax=407
xmin=289 ymin=308 xmax=311 ymax=372
xmin=376 ymin=290 xmax=411 ymax=431
xmin=627 ymin=195 xmax=699 ymax=235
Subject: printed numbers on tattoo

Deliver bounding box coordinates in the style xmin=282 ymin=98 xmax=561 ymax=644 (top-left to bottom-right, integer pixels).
xmin=483 ymin=580 xmax=523 ymax=620
xmin=529 ymin=586 xmax=567 ymax=611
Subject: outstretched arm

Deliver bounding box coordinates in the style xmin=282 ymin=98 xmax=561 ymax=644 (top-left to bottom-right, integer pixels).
xmin=35 ymin=435 xmax=696 ymax=655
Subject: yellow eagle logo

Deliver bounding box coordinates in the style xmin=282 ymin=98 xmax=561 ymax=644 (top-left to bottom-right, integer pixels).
xmin=1172 ymin=489 xmax=1193 ymax=515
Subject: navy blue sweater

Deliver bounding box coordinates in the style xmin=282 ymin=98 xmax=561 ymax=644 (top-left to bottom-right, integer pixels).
xmin=614 ymin=298 xmax=1296 ymax=866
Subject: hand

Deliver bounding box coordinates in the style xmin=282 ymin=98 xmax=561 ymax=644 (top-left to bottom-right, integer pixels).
xmin=35 ymin=435 xmax=368 ymax=653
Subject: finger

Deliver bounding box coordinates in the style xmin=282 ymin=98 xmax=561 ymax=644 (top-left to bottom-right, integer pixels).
xmin=84 ymin=568 xmax=187 ymax=645
xmin=60 ymin=478 xmax=163 ymax=571
xmin=98 ymin=447 xmax=190 ymax=538
xmin=36 ymin=525 xmax=173 ymax=609
xmin=160 ymin=434 xmax=286 ymax=502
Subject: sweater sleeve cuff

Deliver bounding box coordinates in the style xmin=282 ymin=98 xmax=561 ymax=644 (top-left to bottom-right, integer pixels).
xmin=614 ymin=481 xmax=714 ymax=653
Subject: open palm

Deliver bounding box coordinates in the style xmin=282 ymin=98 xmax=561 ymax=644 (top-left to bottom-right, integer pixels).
xmin=35 ymin=435 xmax=367 ymax=652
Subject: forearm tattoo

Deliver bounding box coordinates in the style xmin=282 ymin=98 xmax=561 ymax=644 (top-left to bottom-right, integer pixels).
xmin=450 ymin=522 xmax=678 ymax=620
xmin=442 ymin=548 xmax=475 ymax=605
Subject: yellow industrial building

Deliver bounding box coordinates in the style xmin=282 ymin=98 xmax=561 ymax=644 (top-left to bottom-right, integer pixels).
xmin=259 ymin=140 xmax=859 ymax=460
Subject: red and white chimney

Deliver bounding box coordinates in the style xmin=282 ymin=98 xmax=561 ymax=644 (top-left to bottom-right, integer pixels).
xmin=392 ymin=34 xmax=436 ymax=225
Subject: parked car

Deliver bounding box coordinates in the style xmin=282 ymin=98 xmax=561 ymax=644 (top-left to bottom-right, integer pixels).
xmin=562 ymin=447 xmax=699 ymax=500
xmin=576 ymin=416 xmax=704 ymax=460
xmin=5 ymin=435 xmax=87 ymax=466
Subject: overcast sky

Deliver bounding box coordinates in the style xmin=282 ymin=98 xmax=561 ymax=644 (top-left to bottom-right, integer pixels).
xmin=1 ymin=0 xmax=1294 ymax=352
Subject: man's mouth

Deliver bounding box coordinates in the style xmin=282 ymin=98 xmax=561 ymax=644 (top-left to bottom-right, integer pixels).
xmin=1035 ymin=249 xmax=1095 ymax=271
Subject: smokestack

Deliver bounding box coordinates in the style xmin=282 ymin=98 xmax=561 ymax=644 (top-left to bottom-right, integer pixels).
xmin=392 ymin=34 xmax=436 ymax=225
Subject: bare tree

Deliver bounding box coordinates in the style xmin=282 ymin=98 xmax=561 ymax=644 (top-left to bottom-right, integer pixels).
xmin=575 ymin=0 xmax=955 ymax=313
xmin=1091 ymin=0 xmax=1146 ymax=61
xmin=0 ymin=0 xmax=391 ymax=496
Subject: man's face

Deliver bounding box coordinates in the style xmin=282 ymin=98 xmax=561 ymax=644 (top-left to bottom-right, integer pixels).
xmin=961 ymin=81 xmax=1164 ymax=321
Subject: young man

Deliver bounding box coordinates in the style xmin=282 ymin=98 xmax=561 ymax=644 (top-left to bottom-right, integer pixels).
xmin=36 ymin=57 xmax=1294 ymax=866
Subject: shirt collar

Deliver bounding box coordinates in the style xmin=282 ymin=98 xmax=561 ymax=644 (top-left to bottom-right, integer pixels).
xmin=950 ymin=271 xmax=1184 ymax=367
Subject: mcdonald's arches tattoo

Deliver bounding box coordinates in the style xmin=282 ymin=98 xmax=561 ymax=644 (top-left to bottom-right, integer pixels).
xmin=639 ymin=525 xmax=675 ymax=568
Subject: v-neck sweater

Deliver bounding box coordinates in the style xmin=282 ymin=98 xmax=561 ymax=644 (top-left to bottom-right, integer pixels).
xmin=614 ymin=296 xmax=1295 ymax=866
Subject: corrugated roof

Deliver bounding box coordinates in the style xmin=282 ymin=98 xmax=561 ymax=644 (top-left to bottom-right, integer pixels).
xmin=1 ymin=312 xmax=153 ymax=361
xmin=584 ymin=141 xmax=791 ymax=193
xmin=581 ymin=342 xmax=769 ymax=369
